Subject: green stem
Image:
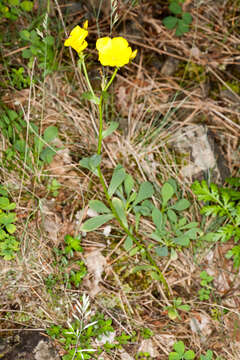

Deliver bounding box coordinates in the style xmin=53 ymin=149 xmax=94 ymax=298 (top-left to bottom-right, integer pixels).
xmin=81 ymin=57 xmax=95 ymax=98
xmin=94 ymin=67 xmax=169 ymax=295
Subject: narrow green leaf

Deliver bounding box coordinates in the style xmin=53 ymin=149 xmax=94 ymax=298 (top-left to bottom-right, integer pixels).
xmin=80 ymin=214 xmax=114 ymax=232
xmin=108 ymin=165 xmax=126 ymax=198
xmin=102 ymin=122 xmax=119 ymax=139
xmin=89 ymin=200 xmax=111 ymax=214
xmin=133 ymin=181 xmax=154 ymax=207
xmin=123 ymin=236 xmax=133 ymax=251
xmin=161 ymin=182 xmax=175 ymax=206
xmin=178 ymin=304 xmax=190 ymax=311
xmin=150 ymin=271 xmax=163 ymax=281
xmin=112 ymin=197 xmax=128 ymax=229
xmin=43 ymin=126 xmax=58 ymax=143
xmin=167 ymin=209 xmax=177 ymax=224
xmin=132 ymin=265 xmax=155 ymax=273
xmin=152 ymin=207 xmax=163 ymax=231
xmin=124 ymin=174 xmax=134 ymax=199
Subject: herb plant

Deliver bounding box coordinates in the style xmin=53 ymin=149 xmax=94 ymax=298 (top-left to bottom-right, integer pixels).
xmin=168 ymin=340 xmax=195 ymax=360
xmin=0 ymin=185 xmax=19 ymax=260
xmin=198 ymin=271 xmax=214 ymax=301
xmin=192 ymin=179 xmax=240 ymax=269
xmin=164 ymin=297 xmax=190 ymax=320
xmin=163 ymin=1 xmax=192 ymax=36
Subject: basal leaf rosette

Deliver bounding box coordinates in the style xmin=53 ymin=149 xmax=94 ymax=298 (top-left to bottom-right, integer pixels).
xmin=64 ymin=20 xmax=88 ymax=54
xmin=96 ymin=37 xmax=137 ymax=67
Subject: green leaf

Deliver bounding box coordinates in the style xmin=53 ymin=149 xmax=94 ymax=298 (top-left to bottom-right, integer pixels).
xmin=20 ymin=1 xmax=33 ymax=11
xmin=178 ymin=304 xmax=190 ymax=311
xmin=123 ymin=236 xmax=133 ymax=251
xmin=133 ymin=182 xmax=154 ymax=207
xmin=43 ymin=126 xmax=58 ymax=143
xmin=155 ymin=246 xmax=168 ymax=257
xmin=40 ymin=147 xmax=56 ymax=164
xmin=112 ymin=197 xmax=128 ymax=229
xmin=174 ymin=341 xmax=185 ymax=356
xmin=161 ymin=182 xmax=175 ymax=206
xmin=6 ymin=223 xmax=16 ymax=234
xmin=22 ymin=49 xmax=33 ymax=58
xmin=173 ymin=235 xmax=189 ymax=246
xmin=152 ymin=208 xmax=163 ymax=231
xmin=80 ymin=214 xmax=114 ymax=232
xmin=108 ymin=165 xmax=126 ymax=198
xmin=168 ymin=308 xmax=179 ymax=320
xmin=20 ymin=29 xmax=30 ymax=41
xmin=79 ymin=154 xmax=101 ymax=175
xmin=172 ymin=199 xmax=190 ymax=211
xmin=150 ymin=271 xmax=163 ymax=281
xmin=9 ymin=0 xmax=20 ymax=5
xmin=167 ymin=209 xmax=177 ymax=224
xmin=81 ymin=91 xmax=100 ymax=105
xmin=102 ymin=122 xmax=119 ymax=139
xmin=175 ymin=20 xmax=189 ymax=36
xmin=169 ymin=352 xmax=181 ymax=360
xmin=183 ymin=350 xmax=195 ymax=359
xmin=0 ymin=197 xmax=10 ymax=210
xmin=163 ymin=16 xmax=178 ymax=30
xmin=169 ymin=1 xmax=182 ymax=15
xmin=124 ymin=174 xmax=134 ymax=199
xmin=182 ymin=12 xmax=192 ymax=24
xmin=89 ymin=200 xmax=111 ymax=214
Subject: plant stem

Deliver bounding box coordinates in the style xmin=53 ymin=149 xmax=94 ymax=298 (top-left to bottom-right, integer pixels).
xmin=81 ymin=57 xmax=95 ymax=98
xmin=94 ymin=67 xmax=169 ymax=294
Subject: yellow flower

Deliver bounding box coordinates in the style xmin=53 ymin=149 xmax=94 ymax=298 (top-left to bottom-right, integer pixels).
xmin=64 ymin=20 xmax=88 ymax=54
xmin=96 ymin=37 xmax=137 ymax=67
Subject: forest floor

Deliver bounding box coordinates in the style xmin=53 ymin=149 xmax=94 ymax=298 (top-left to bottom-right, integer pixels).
xmin=0 ymin=0 xmax=240 ymax=359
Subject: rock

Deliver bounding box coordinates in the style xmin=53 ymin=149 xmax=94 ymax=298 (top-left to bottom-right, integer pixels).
xmin=1 ymin=331 xmax=60 ymax=360
xmin=169 ymin=124 xmax=230 ymax=183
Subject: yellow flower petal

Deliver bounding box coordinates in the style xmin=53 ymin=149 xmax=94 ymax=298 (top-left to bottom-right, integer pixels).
xmin=64 ymin=23 xmax=88 ymax=54
xmin=83 ymin=20 xmax=88 ymax=30
xmin=96 ymin=36 xmax=137 ymax=67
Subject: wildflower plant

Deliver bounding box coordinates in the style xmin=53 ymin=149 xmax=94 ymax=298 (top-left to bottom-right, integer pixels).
xmin=63 ymin=20 xmax=198 ymax=295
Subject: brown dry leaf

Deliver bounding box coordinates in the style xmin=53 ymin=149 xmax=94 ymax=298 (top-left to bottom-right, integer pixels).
xmin=83 ymin=249 xmax=107 ymax=297
xmin=40 ymin=201 xmax=62 ymax=246
xmin=190 ymin=312 xmax=213 ymax=339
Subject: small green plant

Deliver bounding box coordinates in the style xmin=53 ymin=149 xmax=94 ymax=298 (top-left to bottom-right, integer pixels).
xmin=199 ymin=350 xmax=213 ymax=360
xmin=47 ymin=178 xmax=61 ymax=197
xmin=0 ymin=0 xmax=33 ymax=20
xmin=19 ymin=14 xmax=57 ymax=76
xmin=169 ymin=341 xmax=195 ymax=360
xmin=0 ymin=107 xmax=60 ymax=169
xmin=192 ymin=178 xmax=240 ymax=269
xmin=163 ymin=1 xmax=192 ymax=36
xmin=0 ymin=186 xmax=19 ymax=260
xmin=45 ymin=234 xmax=87 ymax=291
xmin=10 ymin=66 xmax=31 ymax=90
xmin=198 ymin=271 xmax=214 ymax=301
xmin=164 ymin=297 xmax=190 ymax=320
